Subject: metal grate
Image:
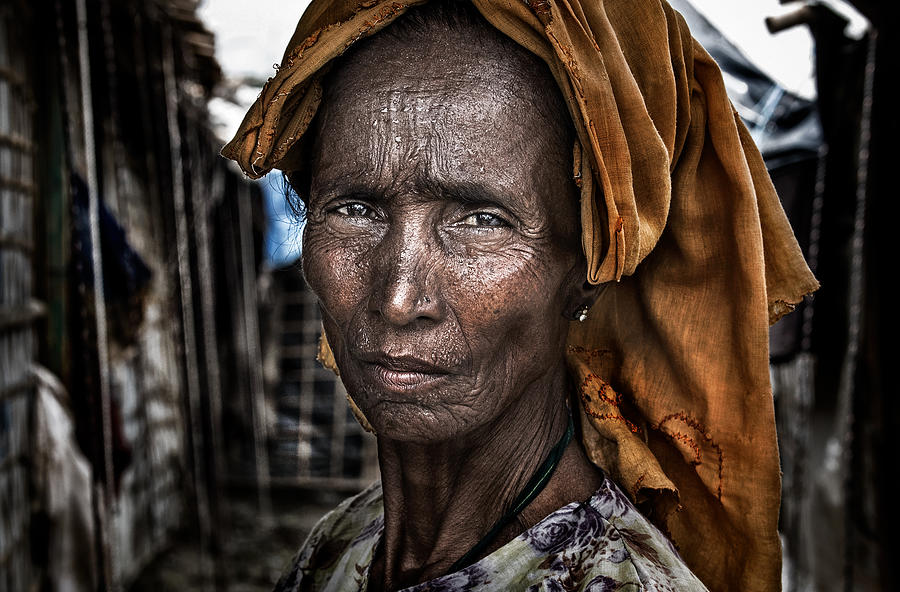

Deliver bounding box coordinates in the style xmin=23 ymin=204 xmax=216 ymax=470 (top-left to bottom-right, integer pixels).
xmin=0 ymin=5 xmax=36 ymax=590
xmin=269 ymin=269 xmax=379 ymax=490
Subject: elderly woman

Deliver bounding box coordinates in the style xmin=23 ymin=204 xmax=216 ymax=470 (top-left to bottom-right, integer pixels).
xmin=223 ymin=1 xmax=817 ymax=591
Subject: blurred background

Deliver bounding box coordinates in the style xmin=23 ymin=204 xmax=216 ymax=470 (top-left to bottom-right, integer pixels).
xmin=0 ymin=0 xmax=895 ymax=590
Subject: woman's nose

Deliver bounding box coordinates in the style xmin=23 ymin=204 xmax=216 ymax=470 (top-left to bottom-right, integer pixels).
xmin=371 ymin=226 xmax=442 ymax=327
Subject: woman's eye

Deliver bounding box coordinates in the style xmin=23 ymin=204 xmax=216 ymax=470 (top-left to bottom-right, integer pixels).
xmin=333 ymin=202 xmax=375 ymax=218
xmin=458 ymin=212 xmax=509 ymax=228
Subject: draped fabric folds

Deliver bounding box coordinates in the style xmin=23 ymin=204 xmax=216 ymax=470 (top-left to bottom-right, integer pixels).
xmin=222 ymin=1 xmax=818 ymax=590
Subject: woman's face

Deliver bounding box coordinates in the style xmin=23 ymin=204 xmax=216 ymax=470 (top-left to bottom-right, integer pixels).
xmin=302 ymin=25 xmax=587 ymax=443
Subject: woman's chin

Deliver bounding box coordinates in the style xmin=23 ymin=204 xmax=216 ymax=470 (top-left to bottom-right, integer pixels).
xmin=363 ymin=399 xmax=472 ymax=444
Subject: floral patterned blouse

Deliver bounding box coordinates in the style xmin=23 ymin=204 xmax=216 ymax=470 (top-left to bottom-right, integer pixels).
xmin=273 ymin=476 xmax=708 ymax=591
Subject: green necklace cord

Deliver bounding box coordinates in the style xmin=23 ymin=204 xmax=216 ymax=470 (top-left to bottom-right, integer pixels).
xmin=445 ymin=414 xmax=575 ymax=575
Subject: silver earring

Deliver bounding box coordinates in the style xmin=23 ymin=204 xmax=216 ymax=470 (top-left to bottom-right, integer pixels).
xmin=575 ymin=305 xmax=589 ymax=322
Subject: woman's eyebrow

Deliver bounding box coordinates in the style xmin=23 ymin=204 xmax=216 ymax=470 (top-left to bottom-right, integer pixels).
xmin=313 ymin=180 xmax=385 ymax=201
xmin=418 ymin=176 xmax=517 ymax=209
xmin=314 ymin=176 xmax=519 ymax=210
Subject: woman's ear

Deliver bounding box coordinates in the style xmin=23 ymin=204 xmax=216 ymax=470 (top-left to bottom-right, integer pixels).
xmin=568 ymin=279 xmax=607 ymax=320
xmin=564 ymin=255 xmax=608 ymax=320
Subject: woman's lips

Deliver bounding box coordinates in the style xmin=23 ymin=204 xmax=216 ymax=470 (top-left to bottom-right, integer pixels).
xmin=371 ymin=364 xmax=447 ymax=389
xmin=358 ymin=353 xmax=451 ymax=391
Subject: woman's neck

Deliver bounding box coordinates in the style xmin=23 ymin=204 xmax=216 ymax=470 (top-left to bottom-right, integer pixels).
xmin=370 ymin=366 xmax=604 ymax=591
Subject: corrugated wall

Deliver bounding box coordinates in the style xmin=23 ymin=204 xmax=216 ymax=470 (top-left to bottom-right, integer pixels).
xmin=0 ymin=5 xmax=37 ymax=590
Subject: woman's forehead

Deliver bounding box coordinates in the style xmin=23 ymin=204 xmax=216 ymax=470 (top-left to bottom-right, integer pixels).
xmin=311 ymin=29 xmax=573 ymax=194
xmin=311 ymin=69 xmax=570 ymax=210
xmin=317 ymin=1 xmax=572 ymax=145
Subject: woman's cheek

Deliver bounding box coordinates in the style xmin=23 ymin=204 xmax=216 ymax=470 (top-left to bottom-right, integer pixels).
xmin=453 ymin=253 xmax=570 ymax=352
xmin=302 ymin=228 xmax=372 ymax=316
xmin=464 ymin=247 xmax=549 ymax=304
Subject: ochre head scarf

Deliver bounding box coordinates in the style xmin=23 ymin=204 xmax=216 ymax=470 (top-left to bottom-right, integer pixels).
xmin=222 ymin=1 xmax=818 ymax=590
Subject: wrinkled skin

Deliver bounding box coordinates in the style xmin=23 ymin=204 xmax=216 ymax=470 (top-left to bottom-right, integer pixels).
xmin=304 ymin=39 xmax=587 ymax=446
xmin=301 ymin=6 xmax=604 ymax=590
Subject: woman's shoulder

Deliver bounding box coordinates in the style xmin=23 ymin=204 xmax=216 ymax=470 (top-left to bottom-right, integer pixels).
xmin=273 ymin=481 xmax=385 ymax=592
xmin=412 ymin=477 xmax=708 ymax=592
xmin=582 ymin=478 xmax=709 ymax=591
xmin=312 ymin=480 xmax=384 ymax=542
